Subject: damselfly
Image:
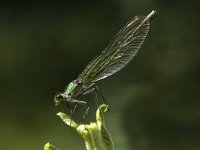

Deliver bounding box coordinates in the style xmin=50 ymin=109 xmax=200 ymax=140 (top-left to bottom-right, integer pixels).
xmin=54 ymin=10 xmax=157 ymax=117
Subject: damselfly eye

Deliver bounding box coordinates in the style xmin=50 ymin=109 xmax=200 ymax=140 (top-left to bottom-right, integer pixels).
xmin=56 ymin=94 xmax=63 ymax=99
xmin=54 ymin=94 xmax=64 ymax=106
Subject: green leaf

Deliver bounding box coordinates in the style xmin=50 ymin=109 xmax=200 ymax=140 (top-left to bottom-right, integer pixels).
xmin=56 ymin=112 xmax=78 ymax=129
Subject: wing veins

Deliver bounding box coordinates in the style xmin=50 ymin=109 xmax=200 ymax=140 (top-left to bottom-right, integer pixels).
xmin=78 ymin=11 xmax=156 ymax=83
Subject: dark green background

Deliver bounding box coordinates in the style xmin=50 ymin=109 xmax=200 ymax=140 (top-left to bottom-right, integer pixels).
xmin=0 ymin=0 xmax=199 ymax=149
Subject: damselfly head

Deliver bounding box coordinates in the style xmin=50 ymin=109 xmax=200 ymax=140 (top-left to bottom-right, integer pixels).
xmin=54 ymin=93 xmax=65 ymax=106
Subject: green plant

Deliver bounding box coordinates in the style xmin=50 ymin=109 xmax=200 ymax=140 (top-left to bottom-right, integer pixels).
xmin=44 ymin=104 xmax=114 ymax=150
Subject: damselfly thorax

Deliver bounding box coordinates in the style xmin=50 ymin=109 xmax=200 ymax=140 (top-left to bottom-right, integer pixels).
xmin=54 ymin=80 xmax=95 ymax=105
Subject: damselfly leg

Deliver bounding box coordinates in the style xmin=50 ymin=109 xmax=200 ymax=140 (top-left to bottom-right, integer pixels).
xmin=82 ymin=84 xmax=107 ymax=107
xmin=67 ymin=99 xmax=90 ymax=123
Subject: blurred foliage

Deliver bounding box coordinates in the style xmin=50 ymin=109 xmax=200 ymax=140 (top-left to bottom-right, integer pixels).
xmin=0 ymin=0 xmax=200 ymax=150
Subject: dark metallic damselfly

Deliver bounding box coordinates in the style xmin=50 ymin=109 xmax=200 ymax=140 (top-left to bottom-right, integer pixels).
xmin=54 ymin=10 xmax=157 ymax=117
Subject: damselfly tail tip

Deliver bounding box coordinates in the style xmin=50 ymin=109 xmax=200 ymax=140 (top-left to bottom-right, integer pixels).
xmin=148 ymin=10 xmax=157 ymax=21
